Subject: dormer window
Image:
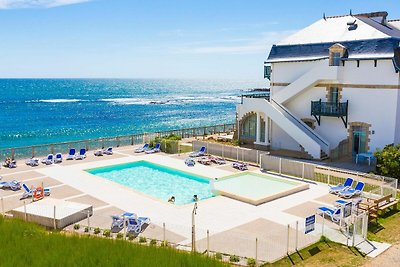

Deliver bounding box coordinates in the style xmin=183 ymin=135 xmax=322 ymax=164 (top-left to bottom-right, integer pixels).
xmin=329 ymin=43 xmax=347 ymax=66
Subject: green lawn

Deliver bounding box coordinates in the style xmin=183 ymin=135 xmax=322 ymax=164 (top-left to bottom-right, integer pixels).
xmin=0 ymin=217 xmax=226 ymax=267
xmin=368 ymin=208 xmax=400 ymax=244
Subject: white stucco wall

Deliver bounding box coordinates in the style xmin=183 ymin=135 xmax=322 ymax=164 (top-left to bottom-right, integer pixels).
xmin=270 ymin=121 xmax=301 ymax=151
xmin=394 ymin=80 xmax=400 ymax=145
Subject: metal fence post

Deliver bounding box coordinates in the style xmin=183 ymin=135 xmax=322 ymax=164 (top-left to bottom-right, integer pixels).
xmin=302 ymin=163 xmax=305 ymax=180
xmin=207 ymin=230 xmax=210 ymax=257
xmin=163 ymin=223 xmax=166 ymax=246
xmin=295 ymin=221 xmax=299 ymax=251
xmin=23 ymin=200 xmax=27 ymax=221
xmin=327 ymin=167 xmax=331 ymax=185
xmin=255 ymin=237 xmax=258 ymax=267
xmin=1 ymin=197 xmax=4 ymax=217
xmin=286 ymin=224 xmax=290 ymax=255
xmin=32 ymin=146 xmax=35 ymax=158
xmin=279 ymin=158 xmax=282 ymax=175
xmin=322 ymin=212 xmax=325 ymax=236
xmin=53 ymin=205 xmax=57 ymax=230
xmin=87 ymin=210 xmax=90 ymax=234
xmin=236 ymin=147 xmax=239 ymax=161
xmin=222 ymin=144 xmax=224 ymax=158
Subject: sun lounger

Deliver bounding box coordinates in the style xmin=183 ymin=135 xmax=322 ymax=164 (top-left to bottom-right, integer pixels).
xmin=75 ymin=148 xmax=87 ymax=160
xmin=94 ymin=149 xmax=103 ymax=156
xmin=25 ymin=158 xmax=39 ymax=167
xmin=66 ymin=148 xmax=76 ymax=160
xmin=232 ymin=162 xmax=247 ymax=171
xmin=339 ymin=181 xmax=365 ymax=199
xmin=209 ymin=156 xmax=226 ymax=165
xmin=21 ymin=183 xmax=51 ymax=200
xmin=3 ymin=159 xmax=17 ymax=168
xmin=145 ymin=143 xmax=161 ymax=154
xmin=134 ymin=143 xmax=149 ymax=153
xmin=189 ymin=146 xmax=206 ymax=157
xmin=185 ymin=158 xmax=195 ymax=166
xmin=0 ymin=180 xmax=21 ymax=191
xmin=317 ymin=206 xmax=341 ymax=223
xmin=54 ymin=153 xmax=62 ymax=163
xmin=41 ymin=154 xmax=54 ymax=165
xmin=197 ymin=156 xmax=211 ymax=165
xmin=111 ymin=212 xmax=137 ymax=229
xmin=127 ymin=216 xmax=150 ymax=234
xmin=103 ymin=147 xmax=113 ymax=155
xmin=329 ymin=177 xmax=353 ymax=194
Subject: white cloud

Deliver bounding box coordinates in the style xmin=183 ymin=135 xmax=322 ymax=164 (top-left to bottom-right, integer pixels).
xmin=0 ymin=0 xmax=91 ymax=9
xmin=175 ymin=30 xmax=296 ymax=55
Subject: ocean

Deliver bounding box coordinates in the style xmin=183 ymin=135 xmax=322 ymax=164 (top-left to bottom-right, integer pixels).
xmin=0 ymin=79 xmax=265 ymax=149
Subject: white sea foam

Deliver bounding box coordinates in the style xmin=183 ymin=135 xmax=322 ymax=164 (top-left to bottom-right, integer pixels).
xmin=99 ymin=95 xmax=239 ymax=105
xmin=38 ymin=99 xmax=83 ymax=103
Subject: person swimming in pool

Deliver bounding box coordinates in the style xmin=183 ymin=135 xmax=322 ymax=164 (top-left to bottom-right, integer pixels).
xmin=168 ymin=196 xmax=175 ymax=204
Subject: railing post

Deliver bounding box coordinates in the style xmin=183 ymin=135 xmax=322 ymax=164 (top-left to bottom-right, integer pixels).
xmin=302 ymin=163 xmax=305 ymax=180
xmin=23 ymin=200 xmax=27 ymax=221
xmin=295 ymin=221 xmax=299 ymax=251
xmin=286 ymin=224 xmax=290 ymax=255
xmin=85 ymin=140 xmax=89 ymax=151
xmin=32 ymin=146 xmax=35 ymax=158
xmin=53 ymin=205 xmax=57 ymax=230
xmin=11 ymin=148 xmax=15 ymax=159
xmin=279 ymin=158 xmax=282 ymax=175
xmin=255 ymin=237 xmax=258 ymax=267
xmin=163 ymin=223 xmax=166 ymax=246
xmin=207 ymin=230 xmax=210 ymax=257
xmin=87 ymin=210 xmax=90 ymax=234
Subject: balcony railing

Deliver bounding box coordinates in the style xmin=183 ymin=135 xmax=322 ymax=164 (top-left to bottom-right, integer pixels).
xmin=241 ymin=92 xmax=270 ymax=104
xmin=311 ymin=100 xmax=349 ymax=127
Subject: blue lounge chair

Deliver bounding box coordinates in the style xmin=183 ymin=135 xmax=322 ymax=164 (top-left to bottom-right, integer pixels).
xmin=103 ymin=147 xmax=113 ymax=155
xmin=189 ymin=146 xmax=206 ymax=157
xmin=75 ymin=148 xmax=87 ymax=160
xmin=111 ymin=212 xmax=137 ymax=229
xmin=54 ymin=153 xmax=62 ymax=163
xmin=21 ymin=183 xmax=51 ymax=200
xmin=41 ymin=154 xmax=54 ymax=165
xmin=66 ymin=148 xmax=76 ymax=160
xmin=318 ymin=206 xmax=341 ymax=223
xmin=134 ymin=143 xmax=149 ymax=153
xmin=127 ymin=216 xmax=150 ymax=234
xmin=0 ymin=180 xmax=21 ymax=191
xmin=329 ymin=178 xmax=353 ymax=194
xmin=145 ymin=143 xmax=161 ymax=154
xmin=339 ymin=181 xmax=365 ymax=198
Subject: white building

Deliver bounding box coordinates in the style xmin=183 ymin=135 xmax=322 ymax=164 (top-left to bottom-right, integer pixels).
xmin=237 ymin=11 xmax=400 ymax=160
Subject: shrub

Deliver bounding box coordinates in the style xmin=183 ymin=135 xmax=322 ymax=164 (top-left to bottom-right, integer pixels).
xmin=161 ymin=241 xmax=168 ymax=247
xmin=229 ymin=255 xmax=240 ymax=262
xmin=116 ymin=233 xmax=123 ymax=239
xmin=103 ymin=229 xmax=111 ymax=238
xmin=375 ymin=144 xmax=400 ymax=179
xmin=93 ymin=227 xmax=101 ymax=235
xmin=215 ymin=252 xmax=222 ymax=260
xmin=247 ymin=258 xmax=256 ymax=267
xmin=150 ymin=239 xmax=157 ymax=246
xmin=139 ymin=236 xmax=147 ymax=243
xmin=84 ymin=227 xmax=89 ymax=233
xmin=127 ymin=234 xmax=135 ymax=241
xmin=73 ymin=224 xmax=80 ymax=230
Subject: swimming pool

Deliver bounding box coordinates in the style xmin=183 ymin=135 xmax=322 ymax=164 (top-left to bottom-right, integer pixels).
xmin=213 ymin=172 xmax=309 ymax=205
xmin=86 ymin=160 xmax=213 ymax=205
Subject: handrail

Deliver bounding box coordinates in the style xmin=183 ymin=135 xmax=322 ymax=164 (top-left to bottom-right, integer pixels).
xmin=271 ymin=99 xmax=329 ymax=147
xmin=0 ymin=123 xmax=235 ymax=157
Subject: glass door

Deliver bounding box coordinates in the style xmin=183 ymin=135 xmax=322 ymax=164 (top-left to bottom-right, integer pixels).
xmin=352 ymin=131 xmax=366 ymax=156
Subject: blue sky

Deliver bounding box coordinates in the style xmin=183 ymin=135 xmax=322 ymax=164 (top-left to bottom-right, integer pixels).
xmin=0 ymin=0 xmax=399 ymax=79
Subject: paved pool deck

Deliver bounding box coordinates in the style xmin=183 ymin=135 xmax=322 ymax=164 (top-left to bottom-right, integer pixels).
xmin=0 ymin=146 xmax=357 ymax=262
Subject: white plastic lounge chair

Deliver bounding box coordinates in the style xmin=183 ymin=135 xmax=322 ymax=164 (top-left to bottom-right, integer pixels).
xmin=41 ymin=154 xmax=54 ymax=165
xmin=0 ymin=180 xmax=21 ymax=191
xmin=25 ymin=158 xmax=39 ymax=167
xmin=66 ymin=148 xmax=76 ymax=160
xmin=111 ymin=212 xmax=136 ymax=229
xmin=232 ymin=162 xmax=247 ymax=171
xmin=329 ymin=178 xmax=353 ymax=194
xmin=75 ymin=148 xmax=87 ymax=160
xmin=54 ymin=153 xmax=62 ymax=163
xmin=21 ymin=183 xmax=50 ymax=200
xmin=339 ymin=181 xmax=365 ymax=199
xmin=103 ymin=147 xmax=113 ymax=155
xmin=209 ymin=156 xmax=226 ymax=165
xmin=94 ymin=149 xmax=103 ymax=156
xmin=127 ymin=216 xmax=150 ymax=234
xmin=197 ymin=156 xmax=211 ymax=165
xmin=145 ymin=143 xmax=161 ymax=154
xmin=134 ymin=143 xmax=149 ymax=153
xmin=185 ymin=158 xmax=195 ymax=167
xmin=318 ymin=206 xmax=341 ymax=223
xmin=3 ymin=159 xmax=17 ymax=168
xmin=189 ymin=146 xmax=206 ymax=157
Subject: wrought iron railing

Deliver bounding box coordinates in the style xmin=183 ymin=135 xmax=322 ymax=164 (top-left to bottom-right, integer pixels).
xmin=311 ymin=100 xmax=348 ymax=117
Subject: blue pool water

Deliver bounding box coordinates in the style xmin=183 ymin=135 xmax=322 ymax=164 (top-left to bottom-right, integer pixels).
xmin=86 ymin=160 xmax=214 ymax=205
xmin=0 ymin=79 xmax=265 ymax=149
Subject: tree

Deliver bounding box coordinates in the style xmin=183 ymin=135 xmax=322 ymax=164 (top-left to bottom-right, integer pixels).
xmin=374 ymin=144 xmax=400 ymax=179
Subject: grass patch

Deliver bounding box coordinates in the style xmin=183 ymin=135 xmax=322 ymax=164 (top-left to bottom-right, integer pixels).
xmin=368 ymin=208 xmax=400 ymax=243
xmin=262 ymin=238 xmax=366 ymax=267
xmin=0 ymin=217 xmax=226 ymax=267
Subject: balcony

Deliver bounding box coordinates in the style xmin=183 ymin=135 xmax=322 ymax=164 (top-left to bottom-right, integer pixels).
xmin=241 ymin=92 xmax=270 ymax=104
xmin=311 ymin=100 xmax=349 ymax=128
